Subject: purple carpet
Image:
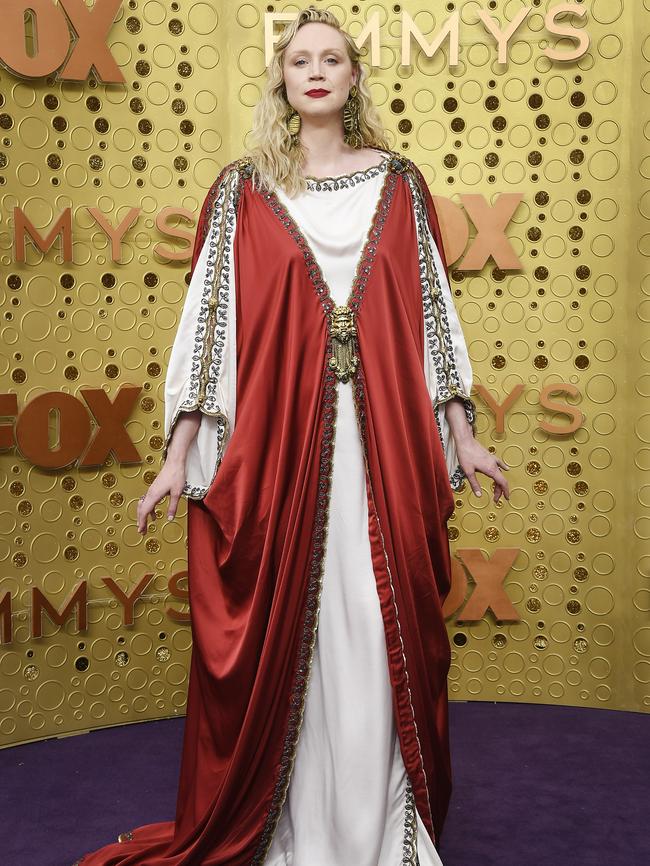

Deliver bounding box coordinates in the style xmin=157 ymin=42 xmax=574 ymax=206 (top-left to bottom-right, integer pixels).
xmin=2 ymin=701 xmax=647 ymax=865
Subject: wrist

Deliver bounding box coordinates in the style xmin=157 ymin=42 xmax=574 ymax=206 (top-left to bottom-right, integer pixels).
xmin=163 ymin=446 xmax=188 ymax=468
xmin=444 ymin=397 xmax=474 ymax=444
xmin=453 ymin=424 xmax=474 ymax=447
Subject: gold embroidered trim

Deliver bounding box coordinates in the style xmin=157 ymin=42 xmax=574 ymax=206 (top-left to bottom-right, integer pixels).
xmin=404 ymin=164 xmax=478 ymax=489
xmin=249 ymin=159 xmax=402 ymax=865
xmin=162 ymin=163 xmax=243 ymax=499
xmin=351 ymin=361 xmax=437 ymax=846
xmin=403 ymin=779 xmax=419 ymax=865
xmin=196 ymin=167 xmax=238 ymax=409
xmin=249 ymin=369 xmax=339 ymax=865
xmin=302 ymin=145 xmax=392 ymax=186
xmin=261 ymin=162 xmax=398 ymax=387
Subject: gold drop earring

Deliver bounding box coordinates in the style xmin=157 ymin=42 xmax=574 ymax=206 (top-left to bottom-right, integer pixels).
xmin=285 ymin=107 xmax=301 ymax=147
xmin=343 ymin=84 xmax=363 ymax=149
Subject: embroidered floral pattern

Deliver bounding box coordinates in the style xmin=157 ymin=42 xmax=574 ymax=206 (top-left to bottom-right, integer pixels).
xmin=162 ymin=161 xmax=242 ymax=499
xmin=261 ymin=158 xmax=399 ymax=321
xmin=250 ymin=157 xmax=418 ymax=864
xmin=249 ymin=367 xmax=339 ymax=865
xmin=449 ymin=462 xmax=467 ymax=492
xmin=404 ymin=168 xmax=471 ymax=405
xmin=304 ymin=156 xmax=389 ymax=191
xmin=403 ymin=165 xmax=477 ymax=491
xmin=192 ymin=167 xmax=239 ymax=412
xmin=403 ymin=780 xmax=419 ymax=865
xmin=351 ymin=362 xmax=437 ymax=851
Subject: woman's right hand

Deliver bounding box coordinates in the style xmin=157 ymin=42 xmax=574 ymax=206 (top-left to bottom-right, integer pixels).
xmin=137 ymin=460 xmax=187 ymax=534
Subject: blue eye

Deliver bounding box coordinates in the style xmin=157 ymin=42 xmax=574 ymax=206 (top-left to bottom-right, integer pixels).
xmin=294 ymin=57 xmax=338 ymax=65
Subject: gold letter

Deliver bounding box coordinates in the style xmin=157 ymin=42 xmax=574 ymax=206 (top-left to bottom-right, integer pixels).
xmin=0 ymin=0 xmax=69 ymax=78
xmin=154 ymin=207 xmax=196 ymax=263
xmin=429 ymin=196 xmax=470 ymax=266
xmin=455 ymin=549 xmax=521 ymax=623
xmin=544 ymin=3 xmax=589 ymax=62
xmin=103 ymin=574 xmax=155 ymax=626
xmin=32 ymin=581 xmax=88 ymax=638
xmin=402 ymin=10 xmax=459 ymax=68
xmin=15 ymin=393 xmax=90 ymax=469
xmin=478 ymin=7 xmax=531 ymax=65
xmin=458 ymin=193 xmax=524 ymax=270
xmin=0 ymin=591 xmax=13 ymax=645
xmin=87 ymin=206 xmax=140 ymax=264
xmin=538 ymin=383 xmax=583 ymax=434
xmin=0 ymin=393 xmax=18 ymax=451
xmin=442 ymin=557 xmax=468 ymax=620
xmin=353 ymin=12 xmax=381 ymax=68
xmin=167 ymin=570 xmax=190 ymax=623
xmin=58 ymin=0 xmax=124 ymax=83
xmin=79 ymin=385 xmax=142 ymax=466
xmin=264 ymin=12 xmax=298 ymax=67
xmin=474 ymin=384 xmax=524 ymax=435
xmin=14 ymin=207 xmax=73 ymax=263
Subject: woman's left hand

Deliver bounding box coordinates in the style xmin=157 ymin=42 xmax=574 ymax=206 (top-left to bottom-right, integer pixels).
xmin=455 ymin=437 xmax=510 ymax=503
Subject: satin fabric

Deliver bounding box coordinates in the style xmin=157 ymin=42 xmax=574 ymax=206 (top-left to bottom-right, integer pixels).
xmin=76 ymin=155 xmax=456 ymax=865
xmin=161 ymin=157 xmax=474 ymax=502
xmin=266 ymin=167 xmax=442 ymax=866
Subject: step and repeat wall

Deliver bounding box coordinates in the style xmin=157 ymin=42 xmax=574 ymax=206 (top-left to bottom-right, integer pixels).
xmin=0 ymin=1 xmax=648 ymax=747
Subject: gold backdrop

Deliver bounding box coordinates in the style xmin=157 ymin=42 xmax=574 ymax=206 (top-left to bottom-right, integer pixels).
xmin=0 ymin=1 xmax=648 ymax=748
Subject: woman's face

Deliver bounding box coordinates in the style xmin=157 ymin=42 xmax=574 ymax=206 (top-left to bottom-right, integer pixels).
xmin=282 ymin=22 xmax=357 ymax=121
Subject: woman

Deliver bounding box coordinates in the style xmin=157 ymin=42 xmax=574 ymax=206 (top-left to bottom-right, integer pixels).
xmin=75 ymin=6 xmax=509 ymax=866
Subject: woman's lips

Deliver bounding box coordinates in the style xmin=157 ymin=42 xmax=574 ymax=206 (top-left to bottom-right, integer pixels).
xmin=306 ymin=90 xmax=330 ymax=98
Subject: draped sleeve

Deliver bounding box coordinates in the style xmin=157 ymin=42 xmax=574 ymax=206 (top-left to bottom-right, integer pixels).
xmin=405 ymin=162 xmax=478 ymax=491
xmin=162 ymin=161 xmax=241 ymax=499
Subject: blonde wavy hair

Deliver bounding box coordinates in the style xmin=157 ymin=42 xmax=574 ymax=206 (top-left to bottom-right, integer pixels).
xmin=244 ymin=5 xmax=392 ymax=197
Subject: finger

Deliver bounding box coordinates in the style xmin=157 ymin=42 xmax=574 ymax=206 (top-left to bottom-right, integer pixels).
xmin=141 ymin=503 xmax=158 ymax=534
xmin=137 ymin=499 xmax=146 ymax=534
xmin=138 ymin=495 xmax=157 ymax=533
xmin=496 ymin=457 xmax=510 ymax=471
xmin=483 ymin=466 xmax=508 ymax=503
xmin=483 ymin=462 xmax=507 ymax=485
xmin=494 ymin=478 xmax=509 ymax=502
xmin=139 ymin=504 xmax=150 ymax=534
xmin=491 ymin=468 xmax=509 ymax=498
xmin=167 ymin=493 xmax=180 ymax=520
xmin=466 ymin=471 xmax=482 ymax=497
xmin=498 ymin=469 xmax=510 ymax=499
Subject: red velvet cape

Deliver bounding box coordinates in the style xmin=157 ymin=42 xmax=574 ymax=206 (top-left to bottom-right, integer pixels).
xmin=77 ymin=154 xmax=456 ymax=865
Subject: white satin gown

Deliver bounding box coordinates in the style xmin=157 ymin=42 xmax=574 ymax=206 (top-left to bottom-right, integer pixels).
xmin=163 ymin=152 xmax=475 ymax=865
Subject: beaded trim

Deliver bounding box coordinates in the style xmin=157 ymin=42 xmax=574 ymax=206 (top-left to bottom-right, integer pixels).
xmin=404 ymin=167 xmax=470 ymax=405
xmin=249 ymin=366 xmax=339 ymax=865
xmin=402 ymin=779 xmax=419 ymax=865
xmin=434 ymin=395 xmax=476 ymax=492
xmin=191 ymin=166 xmax=239 ymax=413
xmin=449 ymin=462 xmax=467 ymax=492
xmin=260 ymin=156 xmax=403 ymax=318
xmin=164 ymin=413 xmax=229 ymax=500
xmin=248 ymin=157 xmax=403 ymax=865
xmin=404 ymin=166 xmax=477 ymax=490
xmin=351 ymin=361 xmax=437 ymax=849
xmin=162 ymin=162 xmax=242 ymax=499
xmin=304 ymin=155 xmax=390 ymax=191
